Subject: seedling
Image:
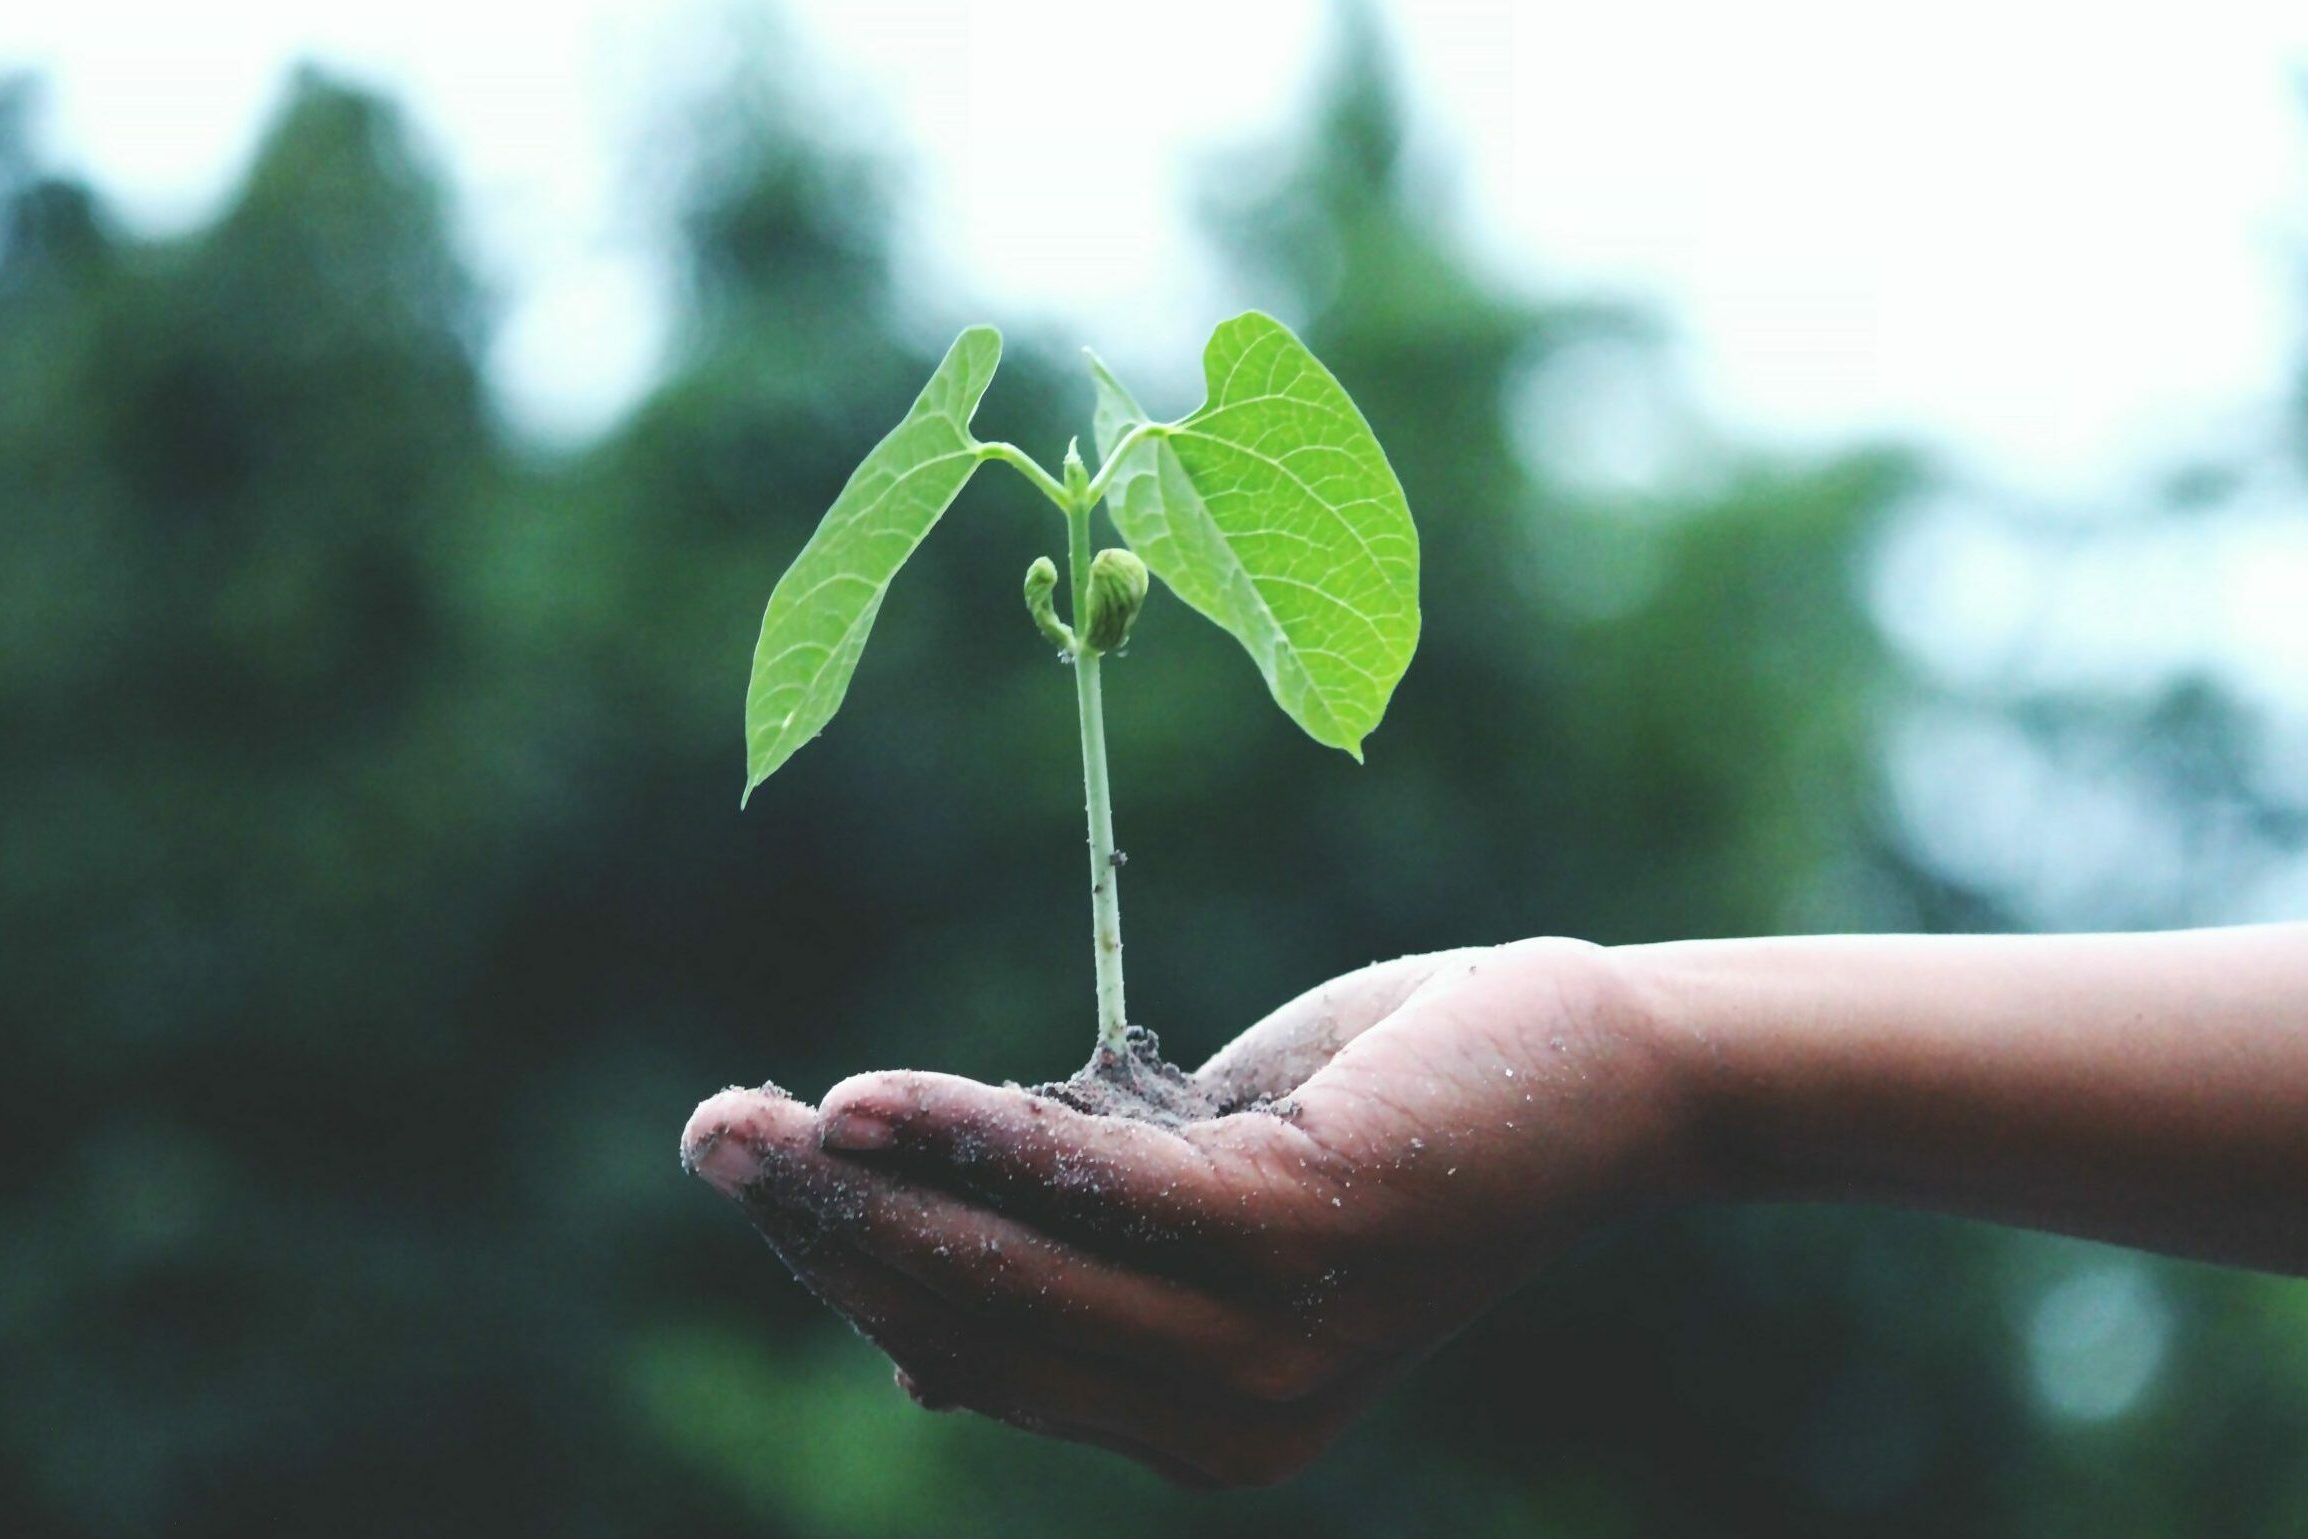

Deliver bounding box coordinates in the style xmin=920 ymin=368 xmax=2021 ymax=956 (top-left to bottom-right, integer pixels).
xmin=742 ymin=312 xmax=1418 ymax=1111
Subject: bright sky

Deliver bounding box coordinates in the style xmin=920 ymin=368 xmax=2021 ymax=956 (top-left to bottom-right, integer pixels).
xmin=9 ymin=0 xmax=2308 ymax=489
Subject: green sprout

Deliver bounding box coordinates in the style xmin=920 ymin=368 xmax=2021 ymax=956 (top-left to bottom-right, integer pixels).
xmin=740 ymin=312 xmax=1420 ymax=1062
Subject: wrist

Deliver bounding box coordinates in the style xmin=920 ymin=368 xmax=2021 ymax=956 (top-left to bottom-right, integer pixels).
xmin=1602 ymin=938 xmax=1770 ymax=1206
xmin=1483 ymin=936 xmax=1720 ymax=1213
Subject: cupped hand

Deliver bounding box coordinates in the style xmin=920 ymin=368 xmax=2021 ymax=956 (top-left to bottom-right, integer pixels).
xmin=680 ymin=937 xmax=1691 ymax=1488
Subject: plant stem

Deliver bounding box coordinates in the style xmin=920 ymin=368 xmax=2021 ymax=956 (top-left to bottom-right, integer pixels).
xmin=976 ymin=441 xmax=1073 ymax=514
xmin=1078 ymin=420 xmax=1168 ymax=508
xmin=1065 ymin=493 xmax=1130 ymax=1058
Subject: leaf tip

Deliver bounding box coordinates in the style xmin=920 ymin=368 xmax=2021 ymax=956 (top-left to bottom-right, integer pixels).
xmin=950 ymin=324 xmax=1003 ymax=390
xmin=1209 ymin=308 xmax=1290 ymax=347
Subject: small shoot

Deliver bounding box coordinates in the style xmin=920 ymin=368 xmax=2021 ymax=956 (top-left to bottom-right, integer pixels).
xmin=741 ymin=312 xmax=1419 ymax=1061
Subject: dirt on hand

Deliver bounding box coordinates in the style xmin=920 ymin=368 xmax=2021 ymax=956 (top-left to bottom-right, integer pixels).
xmin=1033 ymin=1024 xmax=1290 ymax=1128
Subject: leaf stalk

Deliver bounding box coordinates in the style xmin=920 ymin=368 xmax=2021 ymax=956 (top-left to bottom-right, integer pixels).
xmin=976 ymin=440 xmax=1073 ymax=513
xmin=1079 ymin=420 xmax=1167 ymax=508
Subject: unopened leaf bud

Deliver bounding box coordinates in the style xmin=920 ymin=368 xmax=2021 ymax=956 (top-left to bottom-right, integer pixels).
xmin=1081 ymin=547 xmax=1149 ymax=654
xmin=1022 ymin=555 xmax=1074 ymax=651
xmin=1062 ymin=436 xmax=1090 ymax=505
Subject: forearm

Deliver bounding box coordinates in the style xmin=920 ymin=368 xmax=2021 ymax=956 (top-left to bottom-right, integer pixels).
xmin=1617 ymin=926 xmax=2308 ymax=1273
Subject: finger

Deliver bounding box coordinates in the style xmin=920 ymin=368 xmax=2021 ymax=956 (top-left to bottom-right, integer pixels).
xmin=900 ymin=1375 xmax=1227 ymax=1495
xmin=1194 ymin=949 xmax=1483 ymax=1106
xmin=818 ymin=1071 xmax=1324 ymax=1253
xmin=877 ymin=1273 xmax=1358 ymax=1490
xmin=911 ymin=1324 xmax=1354 ymax=1490
xmin=725 ymin=1177 xmax=1341 ymax=1489
xmin=688 ymin=1084 xmax=1346 ymax=1399
xmin=766 ymin=1123 xmax=1348 ymax=1401
xmin=897 ymin=1362 xmax=1227 ymax=1490
xmin=688 ymin=1098 xmax=1021 ymax=1393
xmin=682 ymin=1083 xmax=817 ymax=1197
xmin=714 ymin=1162 xmax=1235 ymax=1485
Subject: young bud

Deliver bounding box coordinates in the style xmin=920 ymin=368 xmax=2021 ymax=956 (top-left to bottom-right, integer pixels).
xmin=1062 ymin=436 xmax=1091 ymax=505
xmin=1081 ymin=547 xmax=1150 ymax=654
xmin=1022 ymin=555 xmax=1074 ymax=651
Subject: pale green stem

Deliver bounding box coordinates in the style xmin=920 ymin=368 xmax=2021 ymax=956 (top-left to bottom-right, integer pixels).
xmin=976 ymin=441 xmax=1073 ymax=513
xmin=1079 ymin=420 xmax=1169 ymax=508
xmin=1065 ymin=494 xmax=1130 ymax=1057
xmin=984 ymin=435 xmax=1134 ymax=1057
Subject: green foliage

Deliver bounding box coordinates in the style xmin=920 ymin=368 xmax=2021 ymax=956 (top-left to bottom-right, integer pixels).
xmin=742 ymin=325 xmax=1001 ymax=800
xmin=1092 ymin=313 xmax=1419 ymax=758
xmin=743 ymin=309 xmax=1417 ymax=793
xmin=4 ymin=19 xmax=2304 ymax=1539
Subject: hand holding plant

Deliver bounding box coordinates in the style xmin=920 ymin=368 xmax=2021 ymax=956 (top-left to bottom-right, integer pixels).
xmin=682 ymin=939 xmax=1684 ymax=1487
xmin=685 ymin=924 xmax=2308 ymax=1486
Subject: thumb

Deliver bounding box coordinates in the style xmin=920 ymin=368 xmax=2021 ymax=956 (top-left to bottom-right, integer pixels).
xmin=1194 ymin=949 xmax=1485 ymax=1108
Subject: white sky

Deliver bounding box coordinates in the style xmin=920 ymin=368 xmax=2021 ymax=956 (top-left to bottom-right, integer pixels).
xmin=8 ymin=0 xmax=2308 ymax=490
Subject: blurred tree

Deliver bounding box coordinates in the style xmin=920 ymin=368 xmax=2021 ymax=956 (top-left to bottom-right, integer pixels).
xmin=5 ymin=10 xmax=2305 ymax=1539
xmin=0 ymin=72 xmax=738 ymax=1538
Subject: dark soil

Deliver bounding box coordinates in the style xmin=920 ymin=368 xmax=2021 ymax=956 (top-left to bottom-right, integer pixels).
xmin=1032 ymin=1024 xmax=1279 ymax=1129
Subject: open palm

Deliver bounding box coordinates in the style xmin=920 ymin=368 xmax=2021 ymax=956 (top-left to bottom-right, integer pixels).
xmin=681 ymin=938 xmax=1682 ymax=1487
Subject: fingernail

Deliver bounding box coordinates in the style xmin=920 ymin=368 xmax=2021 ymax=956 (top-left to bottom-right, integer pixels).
xmin=689 ymin=1135 xmax=762 ymax=1198
xmin=821 ymin=1108 xmax=894 ymax=1151
xmin=680 ymin=1088 xmax=779 ymax=1198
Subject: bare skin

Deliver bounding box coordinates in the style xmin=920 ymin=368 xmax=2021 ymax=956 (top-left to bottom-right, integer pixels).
xmin=680 ymin=924 xmax=2308 ymax=1488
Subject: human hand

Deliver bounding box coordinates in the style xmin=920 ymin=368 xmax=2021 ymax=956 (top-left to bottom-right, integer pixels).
xmin=680 ymin=937 xmax=1691 ymax=1487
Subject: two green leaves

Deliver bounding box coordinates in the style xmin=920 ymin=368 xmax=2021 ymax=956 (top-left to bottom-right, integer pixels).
xmin=742 ymin=313 xmax=1419 ymax=804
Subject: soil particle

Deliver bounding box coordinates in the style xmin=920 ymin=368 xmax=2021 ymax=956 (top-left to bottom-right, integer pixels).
xmin=1032 ymin=1024 xmax=1286 ymax=1128
xmin=1033 ymin=1025 xmax=1222 ymax=1127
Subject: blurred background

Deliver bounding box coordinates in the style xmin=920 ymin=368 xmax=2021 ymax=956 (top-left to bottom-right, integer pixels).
xmin=5 ymin=1 xmax=2307 ymax=1533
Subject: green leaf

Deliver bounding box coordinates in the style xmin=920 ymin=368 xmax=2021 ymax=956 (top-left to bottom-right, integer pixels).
xmin=1091 ymin=312 xmax=1419 ymax=759
xmin=742 ymin=326 xmax=1001 ymax=803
